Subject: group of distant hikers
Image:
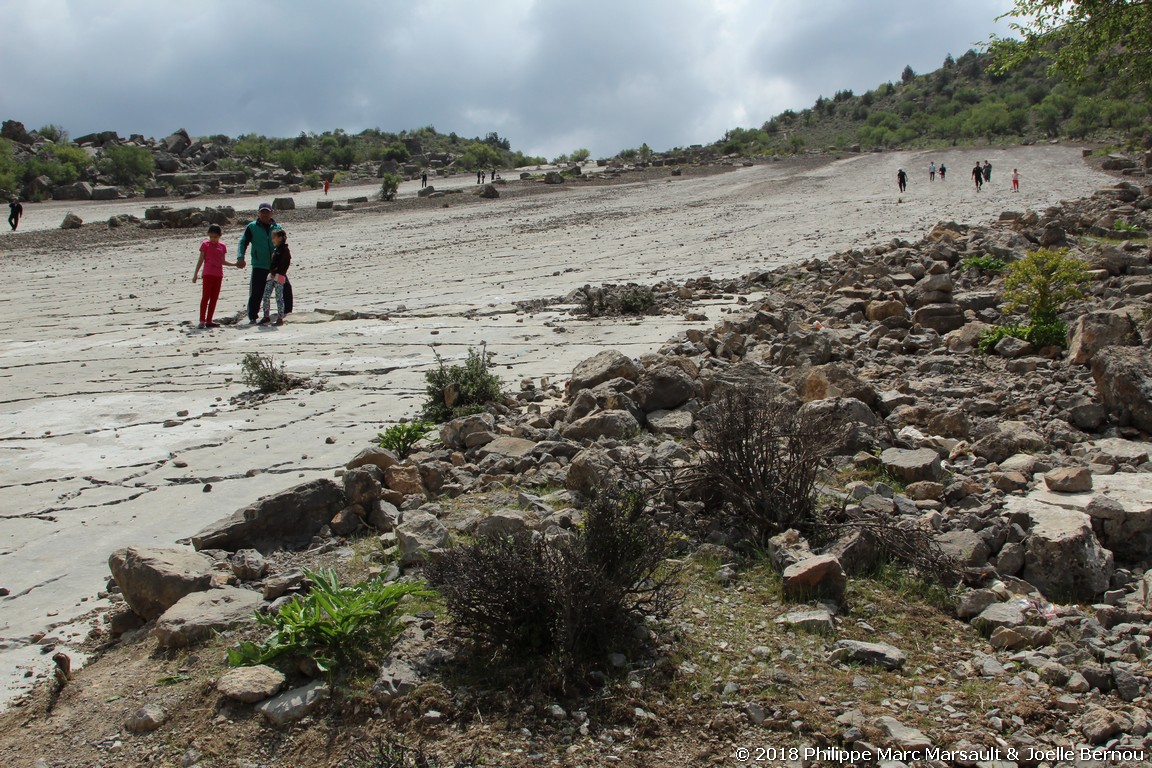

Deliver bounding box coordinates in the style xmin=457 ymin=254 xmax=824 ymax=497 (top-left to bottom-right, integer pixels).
xmin=897 ymin=160 xmax=1019 ymax=194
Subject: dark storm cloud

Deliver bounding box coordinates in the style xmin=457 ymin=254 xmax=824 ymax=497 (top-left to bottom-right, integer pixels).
xmin=0 ymin=0 xmax=1015 ymax=159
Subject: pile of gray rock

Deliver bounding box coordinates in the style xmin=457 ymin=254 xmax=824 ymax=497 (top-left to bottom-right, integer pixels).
xmin=96 ymin=179 xmax=1152 ymax=750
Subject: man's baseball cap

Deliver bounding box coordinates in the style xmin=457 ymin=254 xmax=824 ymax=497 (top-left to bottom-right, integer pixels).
xmin=258 ymin=202 xmax=273 ymax=211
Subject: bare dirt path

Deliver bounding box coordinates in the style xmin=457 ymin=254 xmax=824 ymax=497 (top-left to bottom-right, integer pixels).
xmin=0 ymin=144 xmax=1114 ymax=705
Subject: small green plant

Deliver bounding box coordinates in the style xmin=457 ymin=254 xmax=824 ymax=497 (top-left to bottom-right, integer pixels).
xmin=961 ymin=254 xmax=1007 ymax=273
xmin=380 ymin=172 xmax=402 ymax=201
xmin=977 ymin=322 xmax=1027 ymax=353
xmin=227 ymin=568 xmax=432 ymax=673
xmin=377 ymin=421 xmax=435 ymax=458
xmin=240 ymin=352 xmax=300 ymax=393
xmin=1112 ymin=219 xmax=1147 ymax=236
xmin=1002 ymin=247 xmax=1089 ymax=326
xmin=978 ymin=247 xmax=1088 ymax=353
xmin=421 ymin=345 xmax=504 ymax=422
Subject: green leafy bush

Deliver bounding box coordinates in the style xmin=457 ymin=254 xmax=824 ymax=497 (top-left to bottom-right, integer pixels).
xmin=97 ymin=145 xmax=155 ymax=186
xmin=978 ymin=323 xmax=1027 ymax=353
xmin=0 ymin=139 xmax=19 ymax=198
xmin=421 ymin=346 xmax=504 ymax=422
xmin=1002 ymin=247 xmax=1089 ymax=326
xmin=380 ymin=142 xmax=410 ymax=163
xmin=377 ymin=421 xmax=435 ymax=458
xmin=427 ymin=485 xmax=680 ymax=679
xmin=978 ymin=319 xmax=1069 ymax=352
xmin=380 ymin=172 xmax=401 ymax=201
xmin=961 ymin=254 xmax=1007 ymax=273
xmin=240 ymin=352 xmax=302 ymax=393
xmin=227 ymin=568 xmax=432 ymax=673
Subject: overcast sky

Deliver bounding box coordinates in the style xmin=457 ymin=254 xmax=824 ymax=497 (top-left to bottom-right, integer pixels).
xmin=0 ymin=0 xmax=1017 ymax=159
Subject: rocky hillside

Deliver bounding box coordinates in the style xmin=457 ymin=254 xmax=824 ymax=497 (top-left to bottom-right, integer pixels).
xmin=4 ymin=167 xmax=1152 ymax=766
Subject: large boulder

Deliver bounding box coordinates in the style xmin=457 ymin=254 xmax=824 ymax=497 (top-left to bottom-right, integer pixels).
xmin=1067 ymin=311 xmax=1139 ymax=365
xmin=911 ymin=303 xmax=965 ymax=333
xmin=972 ymin=421 xmax=1046 ymax=463
xmin=879 ymin=447 xmax=941 ymax=483
xmin=52 ymin=182 xmax=94 ymax=201
xmin=568 ymin=351 xmax=639 ymax=396
xmin=646 ymin=408 xmax=694 ymax=438
xmin=781 ymin=554 xmax=846 ymax=601
xmin=217 ymin=665 xmax=286 ymax=704
xmin=631 ymin=366 xmax=697 ymax=412
xmin=796 ymin=397 xmax=878 ymax=454
xmin=439 ymin=412 xmax=497 ymax=450
xmin=395 ymin=510 xmax=449 ymax=566
xmin=796 ymin=363 xmax=876 ymax=406
xmin=1091 ymin=348 xmax=1152 ymax=433
xmin=562 ymin=410 xmax=640 ymax=441
xmin=564 ymin=448 xmax=616 ymax=495
xmin=107 ymin=547 xmax=215 ymax=621
xmin=344 ymin=465 xmax=385 ymax=507
xmin=346 ymin=446 xmax=401 ymax=472
xmin=1021 ymin=503 xmax=1114 ymax=602
xmin=153 ymin=587 xmax=263 ymax=648
xmin=191 ymin=479 xmax=346 ymax=553
xmin=830 ymin=640 xmax=907 ymax=670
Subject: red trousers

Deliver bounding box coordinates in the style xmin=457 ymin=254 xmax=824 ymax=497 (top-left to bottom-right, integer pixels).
xmin=199 ymin=275 xmax=222 ymax=322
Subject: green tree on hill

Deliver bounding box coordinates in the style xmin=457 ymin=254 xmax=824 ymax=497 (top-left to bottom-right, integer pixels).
xmin=990 ymin=0 xmax=1152 ymax=98
xmin=97 ymin=145 xmax=155 ymax=186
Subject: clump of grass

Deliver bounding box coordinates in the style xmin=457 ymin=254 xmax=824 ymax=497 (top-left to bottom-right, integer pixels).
xmin=960 ymin=254 xmax=1007 ymax=273
xmin=240 ymin=352 xmax=303 ymax=393
xmin=377 ymin=421 xmax=436 ymax=458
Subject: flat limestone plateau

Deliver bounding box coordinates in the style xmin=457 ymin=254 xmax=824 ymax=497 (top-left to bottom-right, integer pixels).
xmin=0 ymin=145 xmax=1112 ymax=705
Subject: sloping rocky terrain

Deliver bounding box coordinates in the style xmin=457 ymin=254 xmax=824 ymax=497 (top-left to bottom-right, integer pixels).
xmin=2 ymin=156 xmax=1151 ymax=767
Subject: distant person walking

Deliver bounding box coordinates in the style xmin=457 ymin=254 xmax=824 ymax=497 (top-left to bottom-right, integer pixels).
xmin=238 ymin=202 xmax=293 ymax=324
xmin=983 ymin=160 xmax=991 ymax=182
xmin=939 ymin=163 xmax=946 ymax=181
xmin=1012 ymin=168 xmax=1020 ymax=192
xmin=258 ymin=225 xmax=291 ymax=326
xmin=929 ymin=162 xmax=936 ymax=181
xmin=323 ymin=179 xmax=330 ymax=195
xmin=421 ymin=172 xmax=428 ymax=188
xmin=192 ymin=224 xmax=236 ymax=329
xmin=897 ymin=168 xmax=908 ymax=193
xmin=7 ymin=198 xmax=22 ymax=231
xmin=476 ymin=170 xmax=482 ymax=184
xmin=972 ymin=162 xmax=983 ymax=192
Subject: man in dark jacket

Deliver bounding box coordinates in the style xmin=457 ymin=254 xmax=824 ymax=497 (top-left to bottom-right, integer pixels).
xmin=237 ymin=203 xmax=293 ymax=323
xmin=8 ymin=198 xmax=22 ymax=231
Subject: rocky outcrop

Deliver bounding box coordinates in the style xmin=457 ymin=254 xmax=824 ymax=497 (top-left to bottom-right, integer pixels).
xmin=107 ymin=547 xmax=215 ymax=621
xmin=1020 ymin=502 xmax=1114 ymax=602
xmin=1092 ymin=347 xmax=1152 ymax=433
xmin=191 ymin=479 xmax=346 ymax=553
xmin=153 ymin=586 xmax=263 ymax=648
